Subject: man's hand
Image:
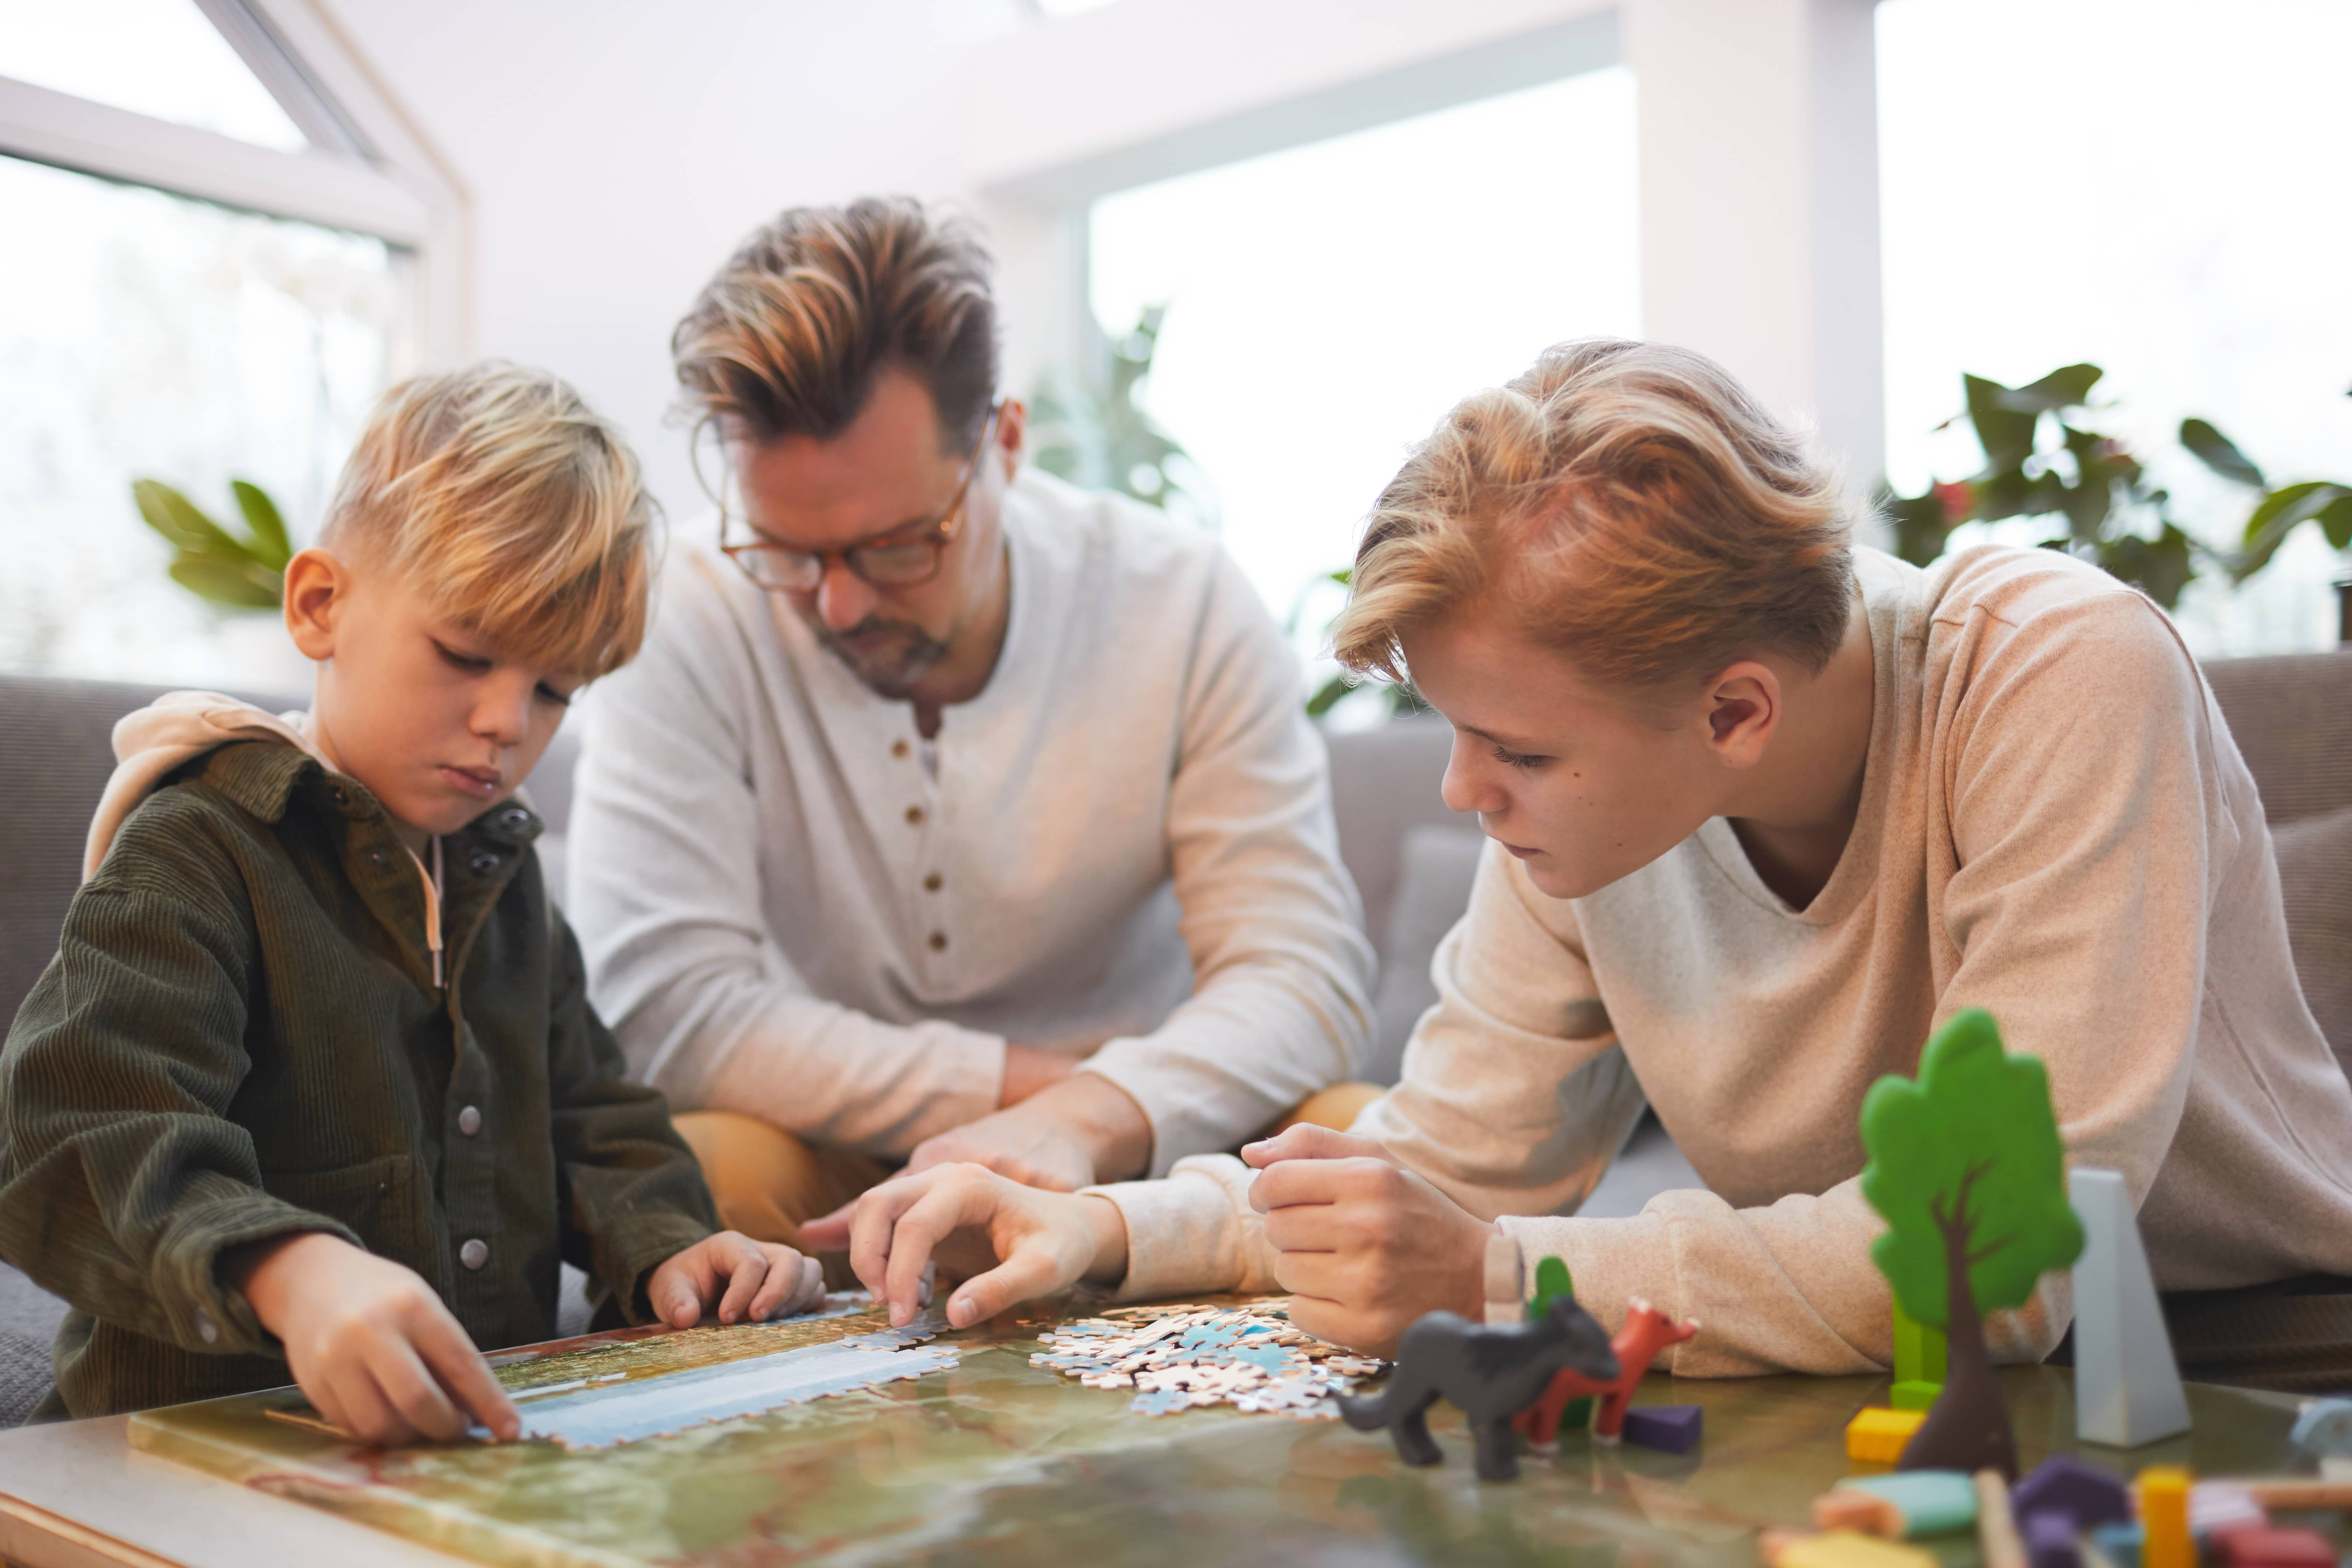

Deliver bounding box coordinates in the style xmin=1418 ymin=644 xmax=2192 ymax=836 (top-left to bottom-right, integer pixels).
xmin=1241 ymin=1123 xmax=1494 ymax=1358
xmin=645 ymin=1230 xmax=828 ymax=1329
xmin=798 ymin=1162 xmax=1127 ymax=1329
xmin=233 ymin=1231 xmax=520 ymax=1447
xmin=904 ymin=1071 xmax=1153 ymax=1192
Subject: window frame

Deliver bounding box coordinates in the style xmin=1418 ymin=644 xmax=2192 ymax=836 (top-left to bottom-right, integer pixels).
xmin=0 ymin=0 xmax=470 ymax=372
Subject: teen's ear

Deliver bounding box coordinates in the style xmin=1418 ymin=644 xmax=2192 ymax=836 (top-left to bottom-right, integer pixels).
xmin=1701 ymin=660 xmax=1782 ymax=769
xmin=992 ymin=398 xmax=1026 ymax=478
xmin=281 ymin=548 xmax=351 ymax=663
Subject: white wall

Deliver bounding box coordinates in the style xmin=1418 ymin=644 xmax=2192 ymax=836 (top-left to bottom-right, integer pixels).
xmin=320 ymin=0 xmax=1886 ymax=532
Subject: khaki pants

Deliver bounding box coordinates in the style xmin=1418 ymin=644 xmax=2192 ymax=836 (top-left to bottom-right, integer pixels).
xmin=673 ymin=1081 xmax=1389 ymax=1264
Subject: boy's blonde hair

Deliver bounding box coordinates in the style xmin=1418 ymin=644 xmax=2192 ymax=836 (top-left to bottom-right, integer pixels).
xmin=322 ymin=362 xmax=654 ymax=678
xmin=1333 ymin=339 xmax=1855 ymax=696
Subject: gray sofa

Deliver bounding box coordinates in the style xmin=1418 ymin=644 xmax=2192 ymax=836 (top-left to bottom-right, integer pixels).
xmin=2 ymin=653 xmax=2347 ymax=1421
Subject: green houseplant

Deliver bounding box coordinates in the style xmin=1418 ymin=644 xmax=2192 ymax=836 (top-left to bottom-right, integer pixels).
xmin=133 ymin=477 xmax=294 ymax=610
xmin=1880 ymin=366 xmax=2351 ymax=608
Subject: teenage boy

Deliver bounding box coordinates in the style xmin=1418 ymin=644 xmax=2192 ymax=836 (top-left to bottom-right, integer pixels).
xmin=809 ymin=339 xmax=2352 ymax=1379
xmin=566 ymin=198 xmax=1376 ymax=1244
xmin=0 ymin=364 xmax=825 ymax=1442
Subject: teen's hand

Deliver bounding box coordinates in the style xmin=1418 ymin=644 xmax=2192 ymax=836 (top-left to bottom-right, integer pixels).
xmin=1241 ymin=1123 xmax=1494 ymax=1358
xmin=233 ymin=1231 xmax=519 ymax=1446
xmin=645 ymin=1231 xmax=827 ymax=1329
xmin=798 ymin=1162 xmax=1127 ymax=1329
xmin=905 ymin=1072 xmax=1152 ymax=1192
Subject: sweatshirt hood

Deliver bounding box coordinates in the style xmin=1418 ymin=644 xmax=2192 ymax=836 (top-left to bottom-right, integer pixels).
xmin=84 ymin=691 xmax=331 ymax=880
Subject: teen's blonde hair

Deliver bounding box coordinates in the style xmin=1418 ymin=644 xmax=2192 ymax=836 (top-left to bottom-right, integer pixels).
xmin=322 ymin=362 xmax=654 ymax=678
xmin=1333 ymin=339 xmax=1855 ymax=696
xmin=671 ymin=196 xmax=997 ymax=453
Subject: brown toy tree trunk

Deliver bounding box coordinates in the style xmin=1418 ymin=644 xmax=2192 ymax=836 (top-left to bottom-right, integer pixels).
xmin=1896 ymin=1207 xmax=2016 ymax=1478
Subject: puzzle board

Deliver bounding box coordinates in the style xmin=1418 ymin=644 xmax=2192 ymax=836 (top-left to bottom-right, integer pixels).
xmin=127 ymin=1301 xmax=2318 ymax=1568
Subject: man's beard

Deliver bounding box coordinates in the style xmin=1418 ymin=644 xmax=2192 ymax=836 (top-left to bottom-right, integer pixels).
xmin=812 ymin=614 xmax=952 ymax=699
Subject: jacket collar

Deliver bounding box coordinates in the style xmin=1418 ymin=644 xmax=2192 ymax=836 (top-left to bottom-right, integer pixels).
xmin=194 ymin=742 xmax=544 ymax=845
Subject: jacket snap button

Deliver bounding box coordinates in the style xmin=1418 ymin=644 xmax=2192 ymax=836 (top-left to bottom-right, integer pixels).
xmin=460 ymin=1238 xmax=489 ymax=1270
xmin=195 ymin=1309 xmax=218 ymax=1345
xmin=458 ymin=1105 xmax=482 ymax=1136
xmin=469 ymin=851 xmax=500 ymax=875
xmin=366 ymin=848 xmax=388 ymax=867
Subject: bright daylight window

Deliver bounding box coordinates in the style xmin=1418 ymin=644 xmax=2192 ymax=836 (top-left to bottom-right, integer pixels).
xmin=1878 ymin=0 xmax=2352 ymax=656
xmin=1087 ymin=66 xmax=1639 ymax=700
xmin=0 ymin=0 xmax=400 ymax=689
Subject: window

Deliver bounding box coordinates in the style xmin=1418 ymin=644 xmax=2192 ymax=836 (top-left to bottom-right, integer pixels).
xmin=0 ymin=155 xmax=395 ymax=683
xmin=0 ymin=0 xmax=462 ymax=688
xmin=1878 ymin=0 xmax=2352 ymax=656
xmin=1088 ymin=66 xmax=1639 ymax=684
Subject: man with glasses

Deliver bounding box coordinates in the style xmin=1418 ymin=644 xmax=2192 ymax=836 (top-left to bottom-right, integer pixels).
xmin=567 ymin=199 xmax=1376 ymax=1255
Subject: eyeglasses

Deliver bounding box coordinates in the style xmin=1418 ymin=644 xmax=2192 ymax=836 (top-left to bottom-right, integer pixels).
xmin=721 ymin=404 xmax=1000 ymax=594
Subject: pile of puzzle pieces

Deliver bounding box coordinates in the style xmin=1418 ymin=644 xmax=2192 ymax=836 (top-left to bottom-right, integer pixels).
xmin=1032 ymin=1300 xmax=1385 ymax=1419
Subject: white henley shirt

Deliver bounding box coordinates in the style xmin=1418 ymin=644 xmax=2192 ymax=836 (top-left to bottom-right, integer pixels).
xmin=567 ymin=469 xmax=1374 ymax=1174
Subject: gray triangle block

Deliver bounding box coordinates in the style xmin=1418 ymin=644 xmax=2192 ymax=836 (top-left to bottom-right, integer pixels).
xmin=2070 ymin=1167 xmax=2190 ymax=1447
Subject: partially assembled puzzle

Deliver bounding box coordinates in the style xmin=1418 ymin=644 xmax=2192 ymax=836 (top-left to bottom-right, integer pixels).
xmin=1031 ymin=1299 xmax=1385 ymax=1418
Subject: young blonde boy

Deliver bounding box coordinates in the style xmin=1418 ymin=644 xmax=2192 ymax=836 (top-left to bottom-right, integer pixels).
xmin=0 ymin=363 xmax=824 ymax=1442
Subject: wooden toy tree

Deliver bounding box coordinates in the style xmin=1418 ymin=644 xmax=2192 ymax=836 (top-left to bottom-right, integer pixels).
xmin=1859 ymin=1008 xmax=2084 ymax=1477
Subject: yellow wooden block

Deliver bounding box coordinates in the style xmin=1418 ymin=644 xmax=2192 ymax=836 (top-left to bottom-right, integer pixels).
xmin=2137 ymin=1465 xmax=2192 ymax=1568
xmin=1844 ymin=1407 xmax=1926 ymax=1464
xmin=1771 ymin=1530 xmax=1938 ymax=1568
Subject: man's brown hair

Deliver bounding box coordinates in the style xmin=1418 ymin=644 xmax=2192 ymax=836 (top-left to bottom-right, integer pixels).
xmin=672 ymin=196 xmax=997 ymax=452
xmin=1331 ymin=338 xmax=1855 ymax=696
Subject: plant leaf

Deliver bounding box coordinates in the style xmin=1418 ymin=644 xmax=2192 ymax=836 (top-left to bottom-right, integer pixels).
xmin=2097 ymin=524 xmax=2197 ymax=610
xmin=2179 ymin=419 xmax=2264 ymax=489
xmin=1962 ymin=375 xmax=2041 ymax=472
xmin=1305 ymin=673 xmax=1353 ymax=719
xmin=2235 ymin=481 xmax=2350 ymax=580
xmin=169 ymin=557 xmax=283 ymax=609
xmin=231 ymin=479 xmax=294 ymax=568
xmin=133 ymin=479 xmax=245 ymax=557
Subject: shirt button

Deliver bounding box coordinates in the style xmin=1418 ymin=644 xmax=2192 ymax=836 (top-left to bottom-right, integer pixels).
xmin=458 ymin=1105 xmax=482 ymax=1136
xmin=927 ymin=931 xmax=948 ymax=952
xmin=469 ymin=850 xmax=501 ymax=875
xmin=891 ymin=740 xmax=910 ymax=760
xmin=460 ymin=1238 xmax=489 ymax=1270
xmin=195 ymin=1309 xmax=218 ymax=1345
xmin=905 ymin=806 xmax=925 ymax=826
xmin=923 ymin=872 xmax=943 ymax=893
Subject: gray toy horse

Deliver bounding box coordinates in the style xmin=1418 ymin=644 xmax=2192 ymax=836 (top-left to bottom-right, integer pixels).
xmin=1338 ymin=1294 xmax=1620 ymax=1480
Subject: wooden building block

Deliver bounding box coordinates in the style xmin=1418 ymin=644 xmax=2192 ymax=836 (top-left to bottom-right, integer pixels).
xmin=1768 ymin=1530 xmax=1938 ymax=1568
xmin=1622 ymin=1404 xmax=1701 ymax=1454
xmin=1846 ymin=1407 xmax=1926 ymax=1464
xmin=2135 ymin=1467 xmax=2191 ymax=1568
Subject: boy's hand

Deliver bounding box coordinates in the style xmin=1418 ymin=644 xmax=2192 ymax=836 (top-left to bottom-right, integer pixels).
xmin=645 ymin=1231 xmax=827 ymax=1329
xmin=799 ymin=1162 xmax=1127 ymax=1329
xmin=233 ymin=1231 xmax=519 ymax=1447
xmin=1240 ymin=1124 xmax=1493 ymax=1358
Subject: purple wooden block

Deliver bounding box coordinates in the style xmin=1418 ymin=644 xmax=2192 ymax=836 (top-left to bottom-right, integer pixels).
xmin=2013 ymin=1455 xmax=2132 ymax=1532
xmin=2027 ymin=1512 xmax=2081 ymax=1568
xmin=1621 ymin=1404 xmax=1701 ymax=1455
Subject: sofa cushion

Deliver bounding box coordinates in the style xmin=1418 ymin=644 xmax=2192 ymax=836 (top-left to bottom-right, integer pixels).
xmin=1364 ymin=825 xmax=1488 ymax=1084
xmin=2275 ymin=805 xmax=2352 ymax=1070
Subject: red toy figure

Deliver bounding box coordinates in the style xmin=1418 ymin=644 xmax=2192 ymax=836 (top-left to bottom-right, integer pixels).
xmin=1513 ymin=1297 xmax=1699 ymax=1446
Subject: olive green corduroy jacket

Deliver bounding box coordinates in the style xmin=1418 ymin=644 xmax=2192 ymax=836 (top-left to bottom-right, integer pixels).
xmin=0 ymin=740 xmax=718 ymax=1420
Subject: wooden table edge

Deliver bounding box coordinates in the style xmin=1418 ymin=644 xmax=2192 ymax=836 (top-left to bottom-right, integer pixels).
xmin=0 ymin=1493 xmax=184 ymax=1568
